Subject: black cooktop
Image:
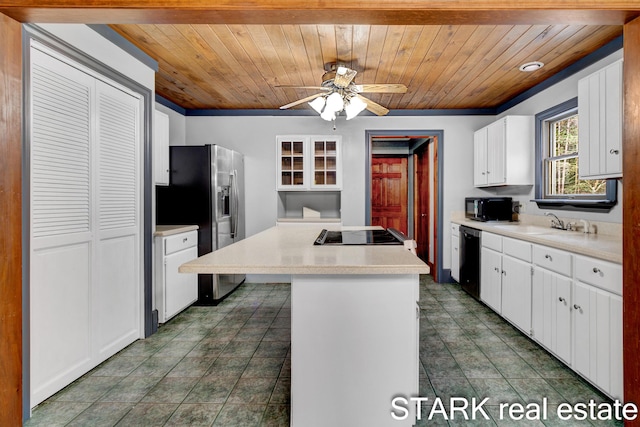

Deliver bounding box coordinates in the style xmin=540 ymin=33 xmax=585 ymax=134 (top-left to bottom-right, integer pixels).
xmin=314 ymin=228 xmax=406 ymax=245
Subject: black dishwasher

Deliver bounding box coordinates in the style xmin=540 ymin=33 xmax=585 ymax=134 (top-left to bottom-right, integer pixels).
xmin=459 ymin=225 xmax=481 ymax=300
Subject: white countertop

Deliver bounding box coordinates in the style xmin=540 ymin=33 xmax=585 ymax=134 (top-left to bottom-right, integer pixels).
xmin=276 ymin=218 xmax=342 ymax=223
xmin=451 ymin=218 xmax=622 ymax=264
xmin=154 ymin=225 xmax=199 ymax=237
xmin=179 ymin=225 xmax=430 ymax=275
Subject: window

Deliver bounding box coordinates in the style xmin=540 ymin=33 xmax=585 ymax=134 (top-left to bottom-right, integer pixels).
xmin=534 ymin=98 xmax=617 ymax=210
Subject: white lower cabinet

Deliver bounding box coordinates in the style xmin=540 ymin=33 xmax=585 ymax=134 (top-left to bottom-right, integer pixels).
xmin=480 ymin=232 xmax=503 ymax=312
xmin=479 ymin=231 xmax=623 ymax=400
xmin=531 ymin=267 xmax=572 ymax=364
xmin=480 ymin=246 xmax=502 ymax=313
xmin=501 ymin=255 xmax=533 ymax=334
xmin=572 ymin=257 xmax=623 ymax=400
xmin=155 ymin=230 xmax=199 ymax=323
xmin=480 ymin=232 xmax=532 ymax=332
xmin=451 ymin=224 xmax=460 ymax=282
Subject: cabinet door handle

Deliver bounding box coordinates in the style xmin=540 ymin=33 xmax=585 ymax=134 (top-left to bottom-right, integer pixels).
xmin=558 ymin=297 xmax=566 ymax=303
xmin=183 ymin=238 xmax=188 ymax=243
xmin=610 ymin=149 xmax=620 ymax=155
xmin=501 ymin=270 xmax=506 ymax=276
xmin=592 ymin=267 xmax=601 ymax=274
xmin=545 ymin=254 xmax=552 ymax=261
xmin=573 ymin=304 xmax=581 ymax=310
xmin=494 ymin=267 xmax=499 ymax=272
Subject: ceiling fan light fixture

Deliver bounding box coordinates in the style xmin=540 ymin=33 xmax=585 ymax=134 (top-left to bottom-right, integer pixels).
xmin=325 ymin=92 xmax=344 ymax=113
xmin=519 ymin=61 xmax=544 ymax=72
xmin=320 ymin=109 xmax=337 ymax=121
xmin=308 ymin=96 xmax=326 ymax=114
xmin=345 ymin=96 xmax=367 ymax=120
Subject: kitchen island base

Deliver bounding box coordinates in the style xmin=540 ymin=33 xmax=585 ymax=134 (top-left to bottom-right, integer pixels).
xmin=291 ymin=274 xmax=419 ymax=427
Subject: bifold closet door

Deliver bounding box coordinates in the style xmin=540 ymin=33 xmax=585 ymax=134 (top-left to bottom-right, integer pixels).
xmin=29 ymin=44 xmax=142 ymax=407
xmin=94 ymin=79 xmax=142 ymax=360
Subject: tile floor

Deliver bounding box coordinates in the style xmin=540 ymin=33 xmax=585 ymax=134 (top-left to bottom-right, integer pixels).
xmin=26 ymin=277 xmax=618 ymax=426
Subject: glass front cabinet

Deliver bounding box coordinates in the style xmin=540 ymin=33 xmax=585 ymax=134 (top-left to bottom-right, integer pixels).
xmin=277 ymin=135 xmax=342 ymax=190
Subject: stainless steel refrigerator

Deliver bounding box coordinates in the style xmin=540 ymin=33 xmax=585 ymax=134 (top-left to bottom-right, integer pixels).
xmin=156 ymin=144 xmax=245 ymax=305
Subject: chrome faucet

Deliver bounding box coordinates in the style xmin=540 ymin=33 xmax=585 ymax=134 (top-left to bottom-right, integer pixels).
xmin=545 ymin=212 xmax=565 ymax=230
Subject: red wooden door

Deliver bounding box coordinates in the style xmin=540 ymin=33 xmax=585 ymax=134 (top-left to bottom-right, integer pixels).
xmin=414 ymin=146 xmax=430 ymax=263
xmin=371 ymin=157 xmax=408 ymax=235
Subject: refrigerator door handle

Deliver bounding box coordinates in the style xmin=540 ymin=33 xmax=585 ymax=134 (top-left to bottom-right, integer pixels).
xmin=230 ymin=170 xmax=239 ymax=239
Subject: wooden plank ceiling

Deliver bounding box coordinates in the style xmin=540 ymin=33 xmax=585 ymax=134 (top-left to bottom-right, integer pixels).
xmin=110 ymin=23 xmax=622 ymax=111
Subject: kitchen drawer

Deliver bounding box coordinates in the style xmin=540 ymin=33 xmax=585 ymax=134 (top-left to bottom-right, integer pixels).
xmin=533 ymin=245 xmax=572 ymax=277
xmin=503 ymin=237 xmax=532 ymax=262
xmin=482 ymin=232 xmax=502 ymax=252
xmin=165 ymin=230 xmax=198 ymax=255
xmin=451 ymin=223 xmax=460 ymax=237
xmin=575 ymin=255 xmax=622 ymax=295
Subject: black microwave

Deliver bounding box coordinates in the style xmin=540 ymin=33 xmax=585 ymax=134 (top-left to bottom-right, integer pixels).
xmin=465 ymin=197 xmax=513 ymax=222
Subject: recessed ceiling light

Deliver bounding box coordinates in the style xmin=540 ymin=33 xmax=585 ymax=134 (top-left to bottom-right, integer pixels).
xmin=519 ymin=61 xmax=544 ymax=72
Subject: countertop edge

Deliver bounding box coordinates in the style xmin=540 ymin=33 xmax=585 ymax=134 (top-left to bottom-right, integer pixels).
xmin=451 ymin=219 xmax=621 ymax=264
xmin=179 ymin=265 xmax=431 ymax=275
xmin=276 ymin=218 xmax=342 ymax=223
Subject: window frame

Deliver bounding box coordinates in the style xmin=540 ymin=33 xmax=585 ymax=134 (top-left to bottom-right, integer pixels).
xmin=533 ymin=97 xmax=617 ymax=211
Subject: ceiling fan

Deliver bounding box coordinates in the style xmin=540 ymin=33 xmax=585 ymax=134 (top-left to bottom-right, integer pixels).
xmin=277 ymin=63 xmax=407 ymax=121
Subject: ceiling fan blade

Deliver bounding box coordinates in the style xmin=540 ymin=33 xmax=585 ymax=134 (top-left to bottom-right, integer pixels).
xmin=276 ymin=85 xmax=331 ymax=91
xmin=333 ymin=66 xmax=358 ymax=88
xmin=355 ymin=84 xmax=408 ymax=93
xmin=279 ymin=92 xmax=326 ymax=110
xmin=357 ymin=94 xmax=389 ymax=116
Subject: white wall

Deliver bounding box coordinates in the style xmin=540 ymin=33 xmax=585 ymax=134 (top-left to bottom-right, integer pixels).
xmin=184 ymin=114 xmax=491 ymax=272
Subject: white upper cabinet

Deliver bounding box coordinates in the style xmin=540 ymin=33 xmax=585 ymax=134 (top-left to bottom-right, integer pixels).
xmin=277 ymin=136 xmax=308 ymax=190
xmin=277 ymin=135 xmax=342 ymax=191
xmin=473 ymin=115 xmax=534 ymax=187
xmin=578 ymin=59 xmax=623 ymax=179
xmin=311 ymin=137 xmax=341 ymax=190
xmin=473 ymin=126 xmax=489 ymax=186
xmin=154 ymin=110 xmax=170 ymax=185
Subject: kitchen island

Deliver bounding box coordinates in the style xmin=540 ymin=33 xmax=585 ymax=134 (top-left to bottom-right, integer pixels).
xmin=180 ymin=225 xmax=430 ymax=427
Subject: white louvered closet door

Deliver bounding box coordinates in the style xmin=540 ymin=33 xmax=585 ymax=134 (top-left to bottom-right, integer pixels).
xmin=29 ymin=42 xmax=143 ymax=407
xmin=94 ymin=80 xmax=142 ymax=360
